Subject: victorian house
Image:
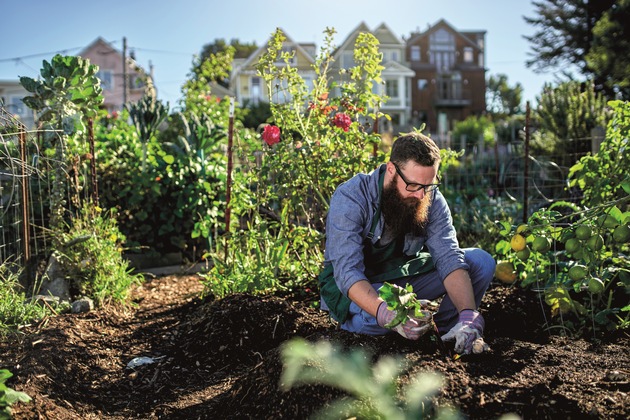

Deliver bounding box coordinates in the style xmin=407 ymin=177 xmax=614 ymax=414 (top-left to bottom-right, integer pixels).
xmin=330 ymin=22 xmax=415 ymax=133
xmin=78 ymin=37 xmax=150 ymax=114
xmin=406 ymin=19 xmax=486 ymax=143
xmin=230 ymin=30 xmax=317 ymax=106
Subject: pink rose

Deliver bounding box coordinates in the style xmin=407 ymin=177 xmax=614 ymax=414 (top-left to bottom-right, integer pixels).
xmin=332 ymin=113 xmax=352 ymax=132
xmin=262 ymin=125 xmax=281 ymax=146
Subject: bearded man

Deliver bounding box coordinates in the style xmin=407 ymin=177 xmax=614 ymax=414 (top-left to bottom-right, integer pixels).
xmin=318 ymin=132 xmax=495 ymax=354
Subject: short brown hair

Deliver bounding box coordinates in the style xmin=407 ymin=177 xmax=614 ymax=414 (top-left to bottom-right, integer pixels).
xmin=390 ymin=132 xmax=441 ymax=167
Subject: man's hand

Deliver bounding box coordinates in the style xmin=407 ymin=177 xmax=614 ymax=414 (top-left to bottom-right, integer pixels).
xmin=376 ymin=301 xmax=432 ymax=340
xmin=441 ymin=309 xmax=490 ymax=354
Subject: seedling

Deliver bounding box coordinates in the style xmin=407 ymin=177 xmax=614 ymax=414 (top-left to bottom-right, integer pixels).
xmin=378 ymin=282 xmax=436 ymax=328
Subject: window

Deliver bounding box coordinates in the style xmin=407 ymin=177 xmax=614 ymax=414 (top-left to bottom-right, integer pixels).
xmin=463 ymin=47 xmax=473 ymax=63
xmin=411 ymin=45 xmax=421 ymax=61
xmin=391 ymin=51 xmax=398 ymax=62
xmin=429 ymin=28 xmax=455 ymax=72
xmin=251 ymin=77 xmax=261 ymax=104
xmin=9 ymin=96 xmax=27 ymax=116
xmin=417 ymin=79 xmax=428 ymax=90
xmin=96 ymin=70 xmax=113 ymax=91
xmin=386 ymin=80 xmax=398 ymax=97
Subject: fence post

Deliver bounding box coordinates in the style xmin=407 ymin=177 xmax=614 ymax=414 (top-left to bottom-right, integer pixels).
xmin=523 ymin=101 xmax=531 ymax=223
xmin=19 ymin=129 xmax=30 ymax=265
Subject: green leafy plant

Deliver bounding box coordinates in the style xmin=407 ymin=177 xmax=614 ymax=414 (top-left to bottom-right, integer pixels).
xmin=280 ymin=338 xmax=457 ymax=420
xmin=55 ymin=203 xmax=143 ymax=306
xmin=0 ymin=369 xmax=31 ymax=419
xmin=20 ymin=54 xmax=103 ymax=239
xmin=201 ymin=202 xmax=323 ymax=299
xmin=0 ymin=264 xmax=50 ymax=337
xmin=205 ymin=27 xmax=390 ymax=297
xmin=378 ymin=282 xmax=434 ymax=328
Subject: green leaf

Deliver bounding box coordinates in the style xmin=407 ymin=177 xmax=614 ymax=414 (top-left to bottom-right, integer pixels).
xmin=495 ymin=239 xmax=511 ymax=255
xmin=19 ymin=76 xmax=38 ymax=93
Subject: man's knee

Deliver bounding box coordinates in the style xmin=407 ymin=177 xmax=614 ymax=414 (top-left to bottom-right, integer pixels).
xmin=464 ymin=248 xmax=496 ymax=288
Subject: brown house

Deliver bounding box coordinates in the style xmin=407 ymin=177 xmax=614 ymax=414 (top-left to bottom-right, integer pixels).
xmin=406 ymin=19 xmax=486 ymax=143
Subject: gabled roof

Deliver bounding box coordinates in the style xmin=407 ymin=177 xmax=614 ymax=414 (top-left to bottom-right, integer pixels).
xmin=78 ymin=37 xmax=117 ymax=56
xmin=373 ymin=22 xmax=404 ymax=47
xmin=79 ymin=37 xmax=149 ymax=76
xmin=382 ymin=60 xmax=414 ymax=77
xmin=333 ymin=21 xmax=371 ymax=56
xmin=233 ymin=28 xmax=316 ymax=75
xmin=407 ymin=19 xmax=484 ymax=51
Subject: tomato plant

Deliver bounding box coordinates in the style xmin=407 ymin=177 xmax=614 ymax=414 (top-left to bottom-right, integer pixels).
xmin=494 ymin=100 xmax=630 ymax=337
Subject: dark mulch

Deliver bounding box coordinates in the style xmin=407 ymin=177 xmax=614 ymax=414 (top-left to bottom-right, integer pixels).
xmin=1 ymin=274 xmax=628 ymax=419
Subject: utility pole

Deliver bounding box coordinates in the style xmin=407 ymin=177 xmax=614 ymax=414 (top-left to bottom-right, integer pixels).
xmin=122 ymin=37 xmax=128 ymax=105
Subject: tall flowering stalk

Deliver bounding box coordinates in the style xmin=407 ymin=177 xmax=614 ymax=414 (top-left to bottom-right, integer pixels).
xmin=253 ymin=27 xmax=387 ymax=232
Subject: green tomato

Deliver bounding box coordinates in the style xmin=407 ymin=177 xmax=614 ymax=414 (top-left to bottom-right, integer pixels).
xmin=613 ymin=225 xmax=630 ymax=243
xmin=568 ymin=265 xmax=588 ymax=281
xmin=565 ymin=238 xmax=581 ymax=254
xmin=586 ymin=234 xmax=604 ymax=251
xmin=587 ymin=277 xmax=605 ymax=294
xmin=532 ymin=236 xmax=551 ymax=253
xmin=598 ymin=214 xmax=619 ymax=229
xmin=575 ymin=225 xmax=592 ymax=240
xmin=516 ymin=247 xmax=531 ymax=260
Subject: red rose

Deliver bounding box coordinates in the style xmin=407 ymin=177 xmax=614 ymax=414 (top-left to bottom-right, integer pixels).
xmin=332 ymin=113 xmax=352 ymax=132
xmin=262 ymin=125 xmax=281 ymax=146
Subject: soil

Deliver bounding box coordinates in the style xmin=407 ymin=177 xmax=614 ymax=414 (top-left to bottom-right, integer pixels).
xmin=1 ymin=273 xmax=628 ymax=419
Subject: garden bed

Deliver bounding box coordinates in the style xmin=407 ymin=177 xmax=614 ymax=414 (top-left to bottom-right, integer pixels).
xmin=1 ymin=273 xmax=628 ymax=419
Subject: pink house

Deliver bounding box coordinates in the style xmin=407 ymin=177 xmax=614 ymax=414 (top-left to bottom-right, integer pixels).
xmin=79 ymin=37 xmax=150 ymax=113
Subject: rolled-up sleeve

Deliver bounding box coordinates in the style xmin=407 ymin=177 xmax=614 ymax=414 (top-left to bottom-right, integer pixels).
xmin=425 ymin=190 xmax=469 ymax=280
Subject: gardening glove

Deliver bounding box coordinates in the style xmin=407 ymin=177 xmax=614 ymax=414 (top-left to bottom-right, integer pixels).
xmin=376 ymin=301 xmax=432 ymax=340
xmin=441 ymin=309 xmax=491 ymax=354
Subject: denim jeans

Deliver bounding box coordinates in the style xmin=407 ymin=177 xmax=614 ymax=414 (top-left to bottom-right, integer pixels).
xmin=339 ymin=248 xmax=496 ymax=336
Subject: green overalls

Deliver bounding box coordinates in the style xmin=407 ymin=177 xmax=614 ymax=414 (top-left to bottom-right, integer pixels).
xmin=318 ymin=168 xmax=434 ymax=323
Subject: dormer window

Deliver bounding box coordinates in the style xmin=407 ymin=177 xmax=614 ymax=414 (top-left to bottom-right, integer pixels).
xmin=429 ymin=28 xmax=455 ymax=72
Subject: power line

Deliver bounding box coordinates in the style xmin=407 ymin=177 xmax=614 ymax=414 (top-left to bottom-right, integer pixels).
xmin=0 ymin=47 xmax=84 ymax=63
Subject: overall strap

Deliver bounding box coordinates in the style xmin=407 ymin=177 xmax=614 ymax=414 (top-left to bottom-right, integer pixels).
xmin=366 ymin=167 xmax=385 ymax=241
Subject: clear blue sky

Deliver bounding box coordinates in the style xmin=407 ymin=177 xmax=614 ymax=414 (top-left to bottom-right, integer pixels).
xmin=1 ymin=0 xmax=558 ymax=109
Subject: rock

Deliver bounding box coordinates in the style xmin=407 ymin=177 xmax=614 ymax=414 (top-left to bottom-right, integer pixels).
xmin=39 ymin=253 xmax=70 ymax=301
xmin=71 ymin=297 xmax=94 ymax=313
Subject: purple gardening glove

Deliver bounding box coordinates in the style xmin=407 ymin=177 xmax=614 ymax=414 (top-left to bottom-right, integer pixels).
xmin=441 ymin=309 xmax=491 ymax=354
xmin=376 ymin=301 xmax=432 ymax=340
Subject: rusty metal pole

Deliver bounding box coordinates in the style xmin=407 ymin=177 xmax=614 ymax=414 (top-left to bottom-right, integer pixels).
xmin=19 ymin=129 xmax=30 ymax=265
xmin=224 ymin=98 xmax=235 ymax=259
xmin=523 ymin=101 xmax=530 ymax=223
xmin=88 ymin=118 xmax=99 ymax=205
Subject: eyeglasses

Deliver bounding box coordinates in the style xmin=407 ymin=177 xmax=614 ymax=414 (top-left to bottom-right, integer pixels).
xmin=392 ymin=162 xmax=441 ymax=193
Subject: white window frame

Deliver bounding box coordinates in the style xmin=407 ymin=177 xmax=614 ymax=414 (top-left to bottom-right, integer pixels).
xmin=386 ymin=79 xmax=399 ymax=98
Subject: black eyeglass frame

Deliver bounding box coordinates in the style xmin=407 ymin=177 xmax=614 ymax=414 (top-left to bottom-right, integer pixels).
xmin=392 ymin=162 xmax=441 ymax=193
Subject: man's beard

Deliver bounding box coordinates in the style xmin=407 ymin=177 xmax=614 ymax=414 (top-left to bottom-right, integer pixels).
xmin=381 ymin=175 xmax=432 ymax=237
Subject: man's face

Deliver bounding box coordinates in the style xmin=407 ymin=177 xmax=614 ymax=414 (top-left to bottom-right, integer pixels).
xmin=381 ymin=162 xmax=438 ymax=236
